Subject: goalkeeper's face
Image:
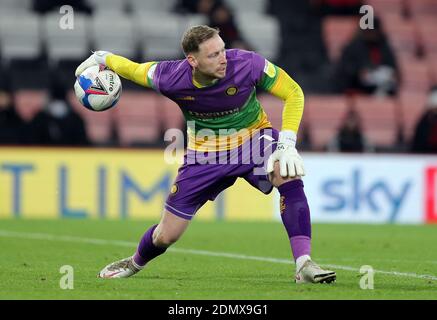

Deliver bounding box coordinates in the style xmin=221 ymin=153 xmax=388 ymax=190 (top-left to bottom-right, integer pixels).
xmin=190 ymin=35 xmax=227 ymax=80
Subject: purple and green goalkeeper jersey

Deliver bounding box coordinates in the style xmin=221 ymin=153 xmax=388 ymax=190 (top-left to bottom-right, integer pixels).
xmin=147 ymin=49 xmax=281 ymax=220
xmin=152 ymin=49 xmax=273 ymax=151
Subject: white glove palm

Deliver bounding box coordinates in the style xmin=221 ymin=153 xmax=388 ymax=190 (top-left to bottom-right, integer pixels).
xmin=75 ymin=51 xmax=112 ymax=77
xmin=267 ymin=131 xmax=305 ymax=177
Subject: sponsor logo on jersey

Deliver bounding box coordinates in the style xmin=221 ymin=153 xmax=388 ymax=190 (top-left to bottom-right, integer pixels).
xmin=187 ymin=108 xmax=240 ymax=119
xmin=176 ymin=96 xmax=195 ymax=101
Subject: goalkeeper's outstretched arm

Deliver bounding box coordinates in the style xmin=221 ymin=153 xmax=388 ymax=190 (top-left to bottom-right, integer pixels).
xmin=106 ymin=55 xmax=156 ymax=89
xmin=75 ymin=51 xmax=156 ymax=89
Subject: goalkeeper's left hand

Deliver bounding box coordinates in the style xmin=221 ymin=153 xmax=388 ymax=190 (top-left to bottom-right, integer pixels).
xmin=75 ymin=51 xmax=113 ymax=77
xmin=267 ymin=130 xmax=305 ymax=178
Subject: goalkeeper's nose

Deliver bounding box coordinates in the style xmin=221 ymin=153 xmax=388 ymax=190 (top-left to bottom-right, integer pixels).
xmin=219 ymin=51 xmax=227 ymax=65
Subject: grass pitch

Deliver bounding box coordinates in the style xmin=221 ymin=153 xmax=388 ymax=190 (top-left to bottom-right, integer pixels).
xmin=0 ymin=219 xmax=436 ymax=300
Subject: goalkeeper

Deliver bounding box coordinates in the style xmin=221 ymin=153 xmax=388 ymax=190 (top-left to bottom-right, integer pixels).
xmin=76 ymin=26 xmax=336 ymax=284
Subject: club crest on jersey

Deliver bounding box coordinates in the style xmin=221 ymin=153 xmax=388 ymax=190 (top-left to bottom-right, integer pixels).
xmin=170 ymin=183 xmax=179 ymax=195
xmin=225 ymin=86 xmax=238 ymax=96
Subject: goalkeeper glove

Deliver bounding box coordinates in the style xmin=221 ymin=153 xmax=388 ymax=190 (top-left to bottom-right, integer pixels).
xmin=267 ymin=130 xmax=305 ymax=177
xmin=75 ymin=51 xmax=113 ymax=77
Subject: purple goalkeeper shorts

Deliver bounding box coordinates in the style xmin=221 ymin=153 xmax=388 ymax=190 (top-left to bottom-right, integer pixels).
xmin=165 ymin=128 xmax=279 ymax=220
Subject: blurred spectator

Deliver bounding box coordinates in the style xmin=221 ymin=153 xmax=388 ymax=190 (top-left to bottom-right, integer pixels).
xmin=411 ymin=86 xmax=437 ymax=154
xmin=175 ymin=0 xmax=252 ymax=50
xmin=0 ymin=81 xmax=28 ymax=145
xmin=335 ymin=17 xmax=399 ymax=96
xmin=173 ymin=0 xmax=222 ymax=14
xmin=312 ymin=0 xmax=363 ymax=16
xmin=328 ymin=108 xmax=372 ymax=152
xmin=33 ymin=0 xmax=92 ymax=14
xmin=208 ymin=3 xmax=252 ymax=50
xmin=29 ymin=80 xmax=90 ymax=146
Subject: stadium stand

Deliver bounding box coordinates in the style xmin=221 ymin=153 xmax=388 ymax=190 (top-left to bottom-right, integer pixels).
xmin=398 ymin=57 xmax=432 ymax=92
xmin=128 ymin=0 xmax=177 ymax=13
xmin=406 ymin=0 xmax=437 ymax=17
xmin=225 ymin=0 xmax=267 ymax=15
xmin=92 ymin=12 xmax=136 ymax=59
xmin=115 ymin=92 xmax=162 ymax=147
xmin=43 ymin=12 xmax=89 ymax=62
xmin=365 ymin=0 xmax=406 ymax=17
xmin=415 ymin=16 xmax=437 ymax=57
xmin=353 ymin=95 xmax=399 ymax=148
xmin=236 ymin=12 xmax=280 ymax=61
xmin=305 ymin=95 xmax=349 ymax=150
xmin=182 ymin=14 xmax=208 ymax=31
xmin=0 ymin=12 xmax=41 ymax=62
xmin=134 ymin=12 xmax=184 ymax=60
xmin=323 ymin=17 xmax=359 ymax=62
xmin=88 ymin=0 xmax=127 ymax=13
xmin=258 ymin=93 xmax=283 ymax=130
xmin=68 ymin=90 xmax=116 ymax=144
xmin=2 ymin=0 xmax=437 ymax=152
xmin=398 ymin=91 xmax=429 ymax=142
xmin=15 ymin=90 xmax=46 ymax=122
xmin=159 ymin=95 xmax=186 ymax=133
xmin=0 ymin=0 xmax=31 ymax=12
xmin=383 ymin=13 xmax=418 ymax=58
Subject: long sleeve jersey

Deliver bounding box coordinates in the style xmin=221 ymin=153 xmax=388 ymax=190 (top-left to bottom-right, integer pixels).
xmin=106 ymin=49 xmax=304 ymax=151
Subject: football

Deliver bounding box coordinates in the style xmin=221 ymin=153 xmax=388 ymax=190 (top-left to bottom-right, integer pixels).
xmin=74 ymin=65 xmax=122 ymax=111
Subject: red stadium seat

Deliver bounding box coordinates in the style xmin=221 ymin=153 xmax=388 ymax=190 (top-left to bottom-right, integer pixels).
xmin=117 ymin=123 xmax=161 ymax=146
xmin=258 ymin=94 xmax=283 ymax=130
xmin=15 ymin=90 xmax=46 ymax=122
xmin=406 ymin=0 xmax=437 ymax=17
xmin=353 ymin=95 xmax=398 ymax=146
xmin=305 ymin=95 xmax=349 ymax=150
xmin=366 ymin=0 xmax=406 ymax=16
xmin=115 ymin=91 xmax=161 ymax=146
xmin=383 ymin=14 xmax=419 ymax=58
xmin=323 ymin=17 xmax=359 ymax=62
xmin=115 ymin=91 xmax=159 ymax=118
xmin=86 ymin=122 xmax=114 ymax=144
xmin=414 ymin=16 xmax=437 ymax=56
xmin=398 ymin=91 xmax=428 ymax=142
xmin=67 ymin=90 xmax=115 ymax=144
xmin=427 ymin=54 xmax=437 ymax=83
xmin=159 ymin=96 xmax=185 ymax=133
xmin=398 ymin=57 xmax=432 ymax=92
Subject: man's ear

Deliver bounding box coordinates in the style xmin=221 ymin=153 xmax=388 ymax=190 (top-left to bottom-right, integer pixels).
xmin=186 ymin=54 xmax=197 ymax=68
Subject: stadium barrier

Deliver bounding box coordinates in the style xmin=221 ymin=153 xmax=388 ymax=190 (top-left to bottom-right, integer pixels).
xmin=0 ymin=147 xmax=436 ymax=224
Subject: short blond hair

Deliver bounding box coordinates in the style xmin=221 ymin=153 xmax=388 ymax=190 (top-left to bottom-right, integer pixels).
xmin=181 ymin=25 xmax=220 ymax=55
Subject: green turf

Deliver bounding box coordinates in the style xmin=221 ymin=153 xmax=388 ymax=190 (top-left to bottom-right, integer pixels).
xmin=0 ymin=219 xmax=436 ymax=299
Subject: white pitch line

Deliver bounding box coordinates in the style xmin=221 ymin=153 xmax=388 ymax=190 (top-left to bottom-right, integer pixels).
xmin=0 ymin=229 xmax=436 ymax=281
